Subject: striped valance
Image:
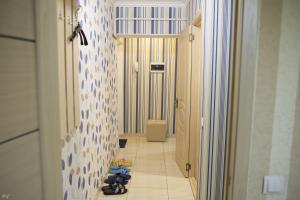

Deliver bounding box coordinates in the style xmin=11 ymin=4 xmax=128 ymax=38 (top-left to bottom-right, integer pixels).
xmin=115 ymin=6 xmax=187 ymax=35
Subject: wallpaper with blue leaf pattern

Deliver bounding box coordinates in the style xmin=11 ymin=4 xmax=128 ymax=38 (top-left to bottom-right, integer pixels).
xmin=61 ymin=0 xmax=119 ymax=200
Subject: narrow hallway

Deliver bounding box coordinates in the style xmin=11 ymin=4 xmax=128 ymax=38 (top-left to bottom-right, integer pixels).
xmin=97 ymin=136 xmax=195 ymax=200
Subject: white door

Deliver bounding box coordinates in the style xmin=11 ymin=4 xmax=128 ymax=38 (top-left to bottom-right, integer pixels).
xmin=189 ymin=25 xmax=202 ymax=195
xmin=175 ymin=26 xmax=192 ymax=177
xmin=175 ymin=25 xmax=202 ymax=183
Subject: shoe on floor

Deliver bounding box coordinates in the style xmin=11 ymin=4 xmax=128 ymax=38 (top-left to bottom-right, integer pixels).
xmin=111 ymin=159 xmax=133 ymax=167
xmin=109 ymin=166 xmax=130 ymax=175
xmin=104 ymin=174 xmax=128 ymax=185
xmin=102 ymin=184 xmax=128 ymax=195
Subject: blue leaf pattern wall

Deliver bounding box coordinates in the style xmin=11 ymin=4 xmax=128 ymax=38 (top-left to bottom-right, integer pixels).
xmin=61 ymin=0 xmax=119 ymax=200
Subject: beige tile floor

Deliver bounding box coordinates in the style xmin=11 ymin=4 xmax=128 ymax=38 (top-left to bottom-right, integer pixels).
xmin=96 ymin=135 xmax=195 ymax=200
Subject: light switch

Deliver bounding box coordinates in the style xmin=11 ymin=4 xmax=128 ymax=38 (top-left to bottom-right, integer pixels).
xmin=134 ymin=62 xmax=139 ymax=72
xmin=263 ymin=176 xmax=285 ymax=194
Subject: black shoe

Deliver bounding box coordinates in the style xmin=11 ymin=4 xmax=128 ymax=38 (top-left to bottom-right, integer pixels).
xmin=104 ymin=174 xmax=129 ymax=185
xmin=102 ymin=184 xmax=128 ymax=195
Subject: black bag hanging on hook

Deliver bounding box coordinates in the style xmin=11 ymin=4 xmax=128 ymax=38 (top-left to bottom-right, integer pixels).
xmin=70 ymin=23 xmax=88 ymax=46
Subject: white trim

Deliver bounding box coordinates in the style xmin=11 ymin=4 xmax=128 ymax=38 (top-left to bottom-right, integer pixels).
xmin=150 ymin=62 xmax=166 ymax=65
xmin=115 ymin=17 xmax=189 ymax=21
xmin=115 ymin=34 xmax=179 ymax=38
xmin=35 ymin=0 xmax=64 ymax=199
xmin=114 ymin=1 xmax=185 ymax=7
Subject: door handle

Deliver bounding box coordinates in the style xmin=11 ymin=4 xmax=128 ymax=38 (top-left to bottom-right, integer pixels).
xmin=175 ymin=98 xmax=179 ymax=108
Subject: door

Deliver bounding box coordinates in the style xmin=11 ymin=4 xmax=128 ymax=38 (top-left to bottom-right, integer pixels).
xmin=175 ymin=26 xmax=192 ymax=177
xmin=189 ymin=25 xmax=202 ymax=196
xmin=175 ymin=25 xmax=202 ymax=184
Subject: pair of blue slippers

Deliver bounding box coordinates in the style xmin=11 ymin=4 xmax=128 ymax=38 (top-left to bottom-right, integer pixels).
xmin=109 ymin=166 xmax=130 ymax=175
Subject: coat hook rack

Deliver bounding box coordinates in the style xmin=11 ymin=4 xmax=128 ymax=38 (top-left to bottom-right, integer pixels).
xmin=69 ymin=23 xmax=88 ymax=46
xmin=58 ymin=5 xmax=82 ymax=24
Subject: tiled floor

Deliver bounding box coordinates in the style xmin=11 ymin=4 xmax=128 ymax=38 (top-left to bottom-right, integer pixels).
xmin=96 ymin=135 xmax=195 ymax=200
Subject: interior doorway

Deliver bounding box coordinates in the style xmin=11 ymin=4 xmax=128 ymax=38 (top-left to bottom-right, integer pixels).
xmin=119 ymin=37 xmax=178 ymax=135
xmin=113 ymin=23 xmax=203 ymax=199
xmin=112 ymin=34 xmax=199 ymax=199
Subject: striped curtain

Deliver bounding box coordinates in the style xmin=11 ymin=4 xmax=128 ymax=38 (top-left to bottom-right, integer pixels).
xmin=124 ymin=38 xmax=177 ymax=135
xmin=188 ymin=0 xmax=234 ymax=200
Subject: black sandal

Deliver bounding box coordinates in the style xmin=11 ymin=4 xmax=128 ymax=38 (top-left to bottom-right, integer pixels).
xmin=103 ymin=184 xmax=128 ymax=195
xmin=104 ymin=174 xmax=128 ymax=185
xmin=117 ymin=173 xmax=131 ymax=180
xmin=101 ymin=183 xmax=117 ymax=191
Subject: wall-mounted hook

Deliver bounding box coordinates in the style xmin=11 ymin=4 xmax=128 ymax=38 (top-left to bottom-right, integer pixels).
xmin=75 ymin=5 xmax=83 ymax=22
xmin=69 ymin=23 xmax=88 ymax=46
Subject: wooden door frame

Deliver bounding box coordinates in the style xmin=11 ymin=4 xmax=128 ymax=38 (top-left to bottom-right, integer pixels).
xmin=35 ymin=0 xmax=65 ymax=199
xmin=223 ymin=0 xmax=242 ymax=199
xmin=224 ymin=0 xmax=260 ymax=199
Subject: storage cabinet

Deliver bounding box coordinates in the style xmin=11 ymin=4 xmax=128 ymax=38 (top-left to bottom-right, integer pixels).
xmin=0 ymin=1 xmax=42 ymax=199
xmin=0 ymin=37 xmax=38 ymax=143
xmin=0 ymin=131 xmax=42 ymax=200
xmin=0 ymin=0 xmax=81 ymax=199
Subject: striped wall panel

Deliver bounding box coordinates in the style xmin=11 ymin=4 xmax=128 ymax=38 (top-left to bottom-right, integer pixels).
xmin=123 ymin=38 xmax=177 ymax=135
xmin=185 ymin=0 xmax=235 ymax=200
xmin=115 ymin=6 xmax=186 ymax=35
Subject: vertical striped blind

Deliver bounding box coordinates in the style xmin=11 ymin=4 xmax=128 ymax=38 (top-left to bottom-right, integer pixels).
xmin=123 ymin=38 xmax=177 ymax=135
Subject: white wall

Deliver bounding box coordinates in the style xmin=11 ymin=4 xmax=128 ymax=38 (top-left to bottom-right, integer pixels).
xmin=287 ymin=74 xmax=300 ymax=200
xmin=117 ymin=38 xmax=124 ymax=135
xmin=267 ymin=0 xmax=300 ymax=199
xmin=234 ymin=0 xmax=300 ymax=199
